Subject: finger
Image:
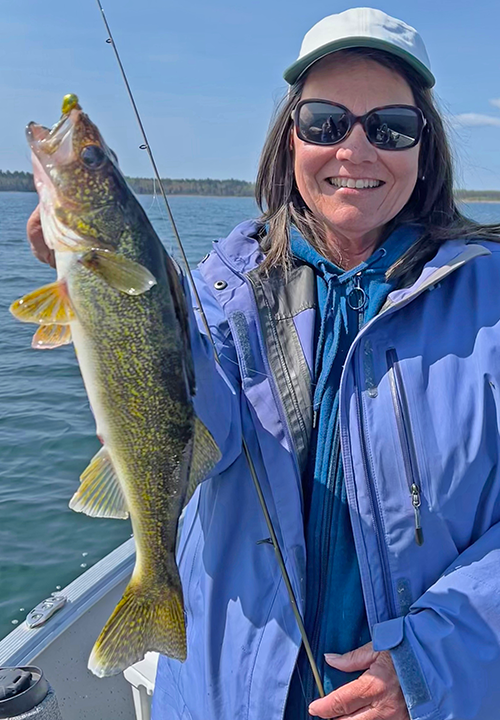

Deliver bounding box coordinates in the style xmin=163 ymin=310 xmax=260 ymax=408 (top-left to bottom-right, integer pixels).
xmin=310 ymin=707 xmax=378 ymax=720
xmin=27 ymin=205 xmax=55 ymax=267
xmin=325 ymin=642 xmax=378 ymax=672
xmin=309 ymin=694 xmax=368 ymax=719
xmin=309 ymin=679 xmax=370 ymax=718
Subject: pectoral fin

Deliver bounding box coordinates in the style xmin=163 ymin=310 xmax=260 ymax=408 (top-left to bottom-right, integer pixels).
xmin=184 ymin=417 xmax=221 ymax=505
xmin=69 ymin=446 xmax=129 ymax=519
xmin=32 ymin=324 xmax=72 ymax=349
xmin=80 ymin=249 xmax=156 ymax=295
xmin=10 ymin=280 xmax=74 ymax=324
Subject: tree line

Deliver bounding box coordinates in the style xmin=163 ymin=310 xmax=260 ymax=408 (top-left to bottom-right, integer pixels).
xmin=2 ymin=170 xmax=499 ymax=202
xmin=0 ymin=170 xmax=255 ymax=196
xmin=455 ymin=189 xmax=500 ymax=202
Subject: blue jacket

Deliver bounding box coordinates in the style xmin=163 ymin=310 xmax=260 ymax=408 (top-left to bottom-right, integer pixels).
xmin=152 ymin=220 xmax=500 ymax=720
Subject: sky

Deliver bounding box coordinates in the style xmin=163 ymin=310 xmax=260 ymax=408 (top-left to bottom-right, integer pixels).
xmin=1 ymin=0 xmax=499 ymax=189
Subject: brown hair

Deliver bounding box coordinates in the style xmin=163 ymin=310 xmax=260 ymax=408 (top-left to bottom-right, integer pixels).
xmin=255 ymin=48 xmax=500 ymax=279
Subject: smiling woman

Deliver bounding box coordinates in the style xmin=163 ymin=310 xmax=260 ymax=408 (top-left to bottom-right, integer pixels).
xmin=24 ymin=7 xmax=500 ymax=720
xmin=291 ymin=55 xmax=422 ymax=267
xmin=153 ymin=10 xmax=500 ymax=720
xmin=256 ymin=44 xmax=500 ymax=279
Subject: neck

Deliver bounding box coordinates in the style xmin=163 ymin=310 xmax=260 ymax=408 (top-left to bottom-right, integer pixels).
xmin=324 ymin=227 xmax=384 ymax=270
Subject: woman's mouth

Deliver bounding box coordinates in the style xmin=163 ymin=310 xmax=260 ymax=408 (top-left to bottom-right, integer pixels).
xmin=326 ymin=177 xmax=385 ymax=189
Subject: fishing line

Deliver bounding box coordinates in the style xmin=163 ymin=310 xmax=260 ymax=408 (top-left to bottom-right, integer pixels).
xmin=148 ymin=177 xmax=178 ymax=258
xmin=220 ymin=351 xmax=320 ymax=401
xmin=94 ymin=0 xmax=324 ymax=699
xmin=146 ymin=176 xmax=158 ymax=211
xmin=254 ymin=479 xmax=315 ymax=710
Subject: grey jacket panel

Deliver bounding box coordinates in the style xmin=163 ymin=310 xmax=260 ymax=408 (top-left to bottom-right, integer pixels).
xmin=247 ymin=264 xmax=316 ymax=474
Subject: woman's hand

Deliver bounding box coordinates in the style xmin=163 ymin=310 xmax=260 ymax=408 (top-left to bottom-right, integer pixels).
xmin=308 ymin=642 xmax=409 ymax=720
xmin=27 ymin=205 xmax=55 ymax=267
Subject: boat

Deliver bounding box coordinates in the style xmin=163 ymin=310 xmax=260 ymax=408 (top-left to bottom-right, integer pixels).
xmin=0 ymin=538 xmax=158 ymax=720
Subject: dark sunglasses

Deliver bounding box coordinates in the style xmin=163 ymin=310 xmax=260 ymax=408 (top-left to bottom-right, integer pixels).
xmin=293 ymin=99 xmax=427 ymax=150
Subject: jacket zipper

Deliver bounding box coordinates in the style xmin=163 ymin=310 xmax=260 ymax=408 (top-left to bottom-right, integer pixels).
xmin=303 ymin=423 xmax=339 ymax=702
xmin=306 ymin=277 xmax=371 ymax=698
xmin=386 ymin=348 xmax=424 ymax=546
xmin=354 ymin=354 xmax=398 ymax=618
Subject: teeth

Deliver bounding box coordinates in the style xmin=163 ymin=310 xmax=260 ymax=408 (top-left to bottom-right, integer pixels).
xmin=328 ymin=178 xmax=382 ymax=189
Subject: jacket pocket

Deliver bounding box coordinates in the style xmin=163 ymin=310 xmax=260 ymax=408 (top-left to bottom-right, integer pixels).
xmin=386 ymin=348 xmax=424 ymax=546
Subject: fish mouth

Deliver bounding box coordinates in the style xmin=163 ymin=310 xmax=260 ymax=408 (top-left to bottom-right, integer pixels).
xmin=26 ymin=106 xmax=82 ymax=217
xmin=26 ymin=107 xmax=80 ymax=167
xmin=27 ymin=123 xmax=51 ymax=143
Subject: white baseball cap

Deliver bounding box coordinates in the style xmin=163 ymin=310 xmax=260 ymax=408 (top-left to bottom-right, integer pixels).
xmin=283 ymin=8 xmax=435 ymax=88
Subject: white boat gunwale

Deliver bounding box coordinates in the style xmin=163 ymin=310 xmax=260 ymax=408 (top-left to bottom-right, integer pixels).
xmin=0 ymin=537 xmax=135 ymax=667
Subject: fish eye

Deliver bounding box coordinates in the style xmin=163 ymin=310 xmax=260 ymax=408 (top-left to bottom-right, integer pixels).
xmin=81 ymin=145 xmax=106 ymax=168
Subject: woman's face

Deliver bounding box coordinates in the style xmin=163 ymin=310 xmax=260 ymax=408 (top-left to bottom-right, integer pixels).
xmin=292 ymin=55 xmax=421 ymax=253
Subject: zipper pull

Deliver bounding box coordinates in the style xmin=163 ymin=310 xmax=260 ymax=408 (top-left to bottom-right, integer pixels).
xmin=411 ymin=483 xmax=424 ymax=546
xmin=347 ymin=272 xmax=367 ymax=314
xmin=313 ymin=409 xmax=318 ymax=428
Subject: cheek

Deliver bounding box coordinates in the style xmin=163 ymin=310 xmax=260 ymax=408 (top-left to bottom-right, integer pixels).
xmin=382 ymin=148 xmax=420 ymax=214
xmin=388 ymin=148 xmax=420 ymax=187
xmin=293 ymin=142 xmax=330 ymax=200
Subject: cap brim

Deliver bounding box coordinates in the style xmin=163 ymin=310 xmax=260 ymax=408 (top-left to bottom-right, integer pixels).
xmin=283 ymin=37 xmax=435 ymax=88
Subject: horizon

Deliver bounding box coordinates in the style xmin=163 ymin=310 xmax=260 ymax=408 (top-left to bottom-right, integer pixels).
xmin=1 ymin=168 xmax=500 ymax=194
xmin=1 ymin=1 xmax=500 ymax=189
xmin=2 ymin=169 xmax=500 ymax=195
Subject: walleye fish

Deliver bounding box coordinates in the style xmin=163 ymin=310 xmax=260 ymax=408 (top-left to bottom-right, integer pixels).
xmin=10 ymin=94 xmax=220 ymax=677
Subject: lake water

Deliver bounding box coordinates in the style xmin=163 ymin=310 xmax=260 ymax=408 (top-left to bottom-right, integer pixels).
xmin=0 ymin=191 xmax=257 ymax=641
xmin=0 ymin=192 xmax=499 ymax=641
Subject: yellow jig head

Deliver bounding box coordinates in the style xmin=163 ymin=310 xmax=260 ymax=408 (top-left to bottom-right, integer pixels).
xmin=61 ymin=94 xmax=80 ymax=115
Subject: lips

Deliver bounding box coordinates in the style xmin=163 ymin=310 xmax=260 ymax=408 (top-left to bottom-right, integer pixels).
xmin=326 ymin=177 xmax=385 ymax=189
xmin=26 ymin=123 xmax=51 ymax=143
xmin=26 ymin=111 xmax=78 ymax=169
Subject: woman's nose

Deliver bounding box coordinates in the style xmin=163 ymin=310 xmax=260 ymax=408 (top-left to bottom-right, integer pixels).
xmin=335 ymin=122 xmax=378 ymax=164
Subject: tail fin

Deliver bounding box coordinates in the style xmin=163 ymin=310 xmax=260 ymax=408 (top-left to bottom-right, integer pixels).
xmin=88 ymin=574 xmax=186 ymax=678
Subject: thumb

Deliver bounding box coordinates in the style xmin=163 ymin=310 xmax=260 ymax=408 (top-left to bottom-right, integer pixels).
xmin=325 ymin=642 xmax=379 ymax=672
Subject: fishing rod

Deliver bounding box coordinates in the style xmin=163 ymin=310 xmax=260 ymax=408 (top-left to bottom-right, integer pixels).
xmin=94 ymin=0 xmax=325 ymax=700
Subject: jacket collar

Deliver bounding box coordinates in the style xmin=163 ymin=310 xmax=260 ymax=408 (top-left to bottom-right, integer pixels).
xmin=382 ymin=240 xmax=491 ymax=312
xmin=214 ymin=220 xmax=264 ymax=275
xmin=213 ymin=221 xmax=491 ymax=299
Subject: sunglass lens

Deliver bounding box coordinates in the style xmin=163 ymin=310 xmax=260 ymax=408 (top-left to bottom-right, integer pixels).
xmin=297 ymin=103 xmax=349 ymax=144
xmin=365 ymin=108 xmax=420 ymax=149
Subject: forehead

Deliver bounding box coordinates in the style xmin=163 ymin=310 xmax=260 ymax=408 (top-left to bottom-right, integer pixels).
xmin=300 ymin=54 xmax=415 ymax=111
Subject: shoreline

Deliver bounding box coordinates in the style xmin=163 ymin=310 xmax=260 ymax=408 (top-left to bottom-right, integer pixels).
xmin=1 ymin=190 xmax=499 ymax=203
xmin=0 ymin=190 xmax=256 ymax=199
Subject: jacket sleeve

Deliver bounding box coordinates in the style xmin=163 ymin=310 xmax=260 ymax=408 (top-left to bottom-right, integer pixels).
xmin=181 ymin=266 xmax=242 ymax=475
xmin=372 ymin=521 xmax=500 ymax=720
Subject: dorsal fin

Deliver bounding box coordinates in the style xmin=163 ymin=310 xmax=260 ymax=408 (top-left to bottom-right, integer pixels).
xmin=164 ymin=254 xmax=196 ymax=396
xmin=183 ymin=417 xmax=221 ymax=506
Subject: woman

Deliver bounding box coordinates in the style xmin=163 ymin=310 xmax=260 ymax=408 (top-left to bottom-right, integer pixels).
xmin=27 ymin=8 xmax=500 ymax=720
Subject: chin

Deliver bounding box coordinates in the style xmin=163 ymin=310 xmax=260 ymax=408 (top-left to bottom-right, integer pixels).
xmin=325 ymin=213 xmax=380 ymax=234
